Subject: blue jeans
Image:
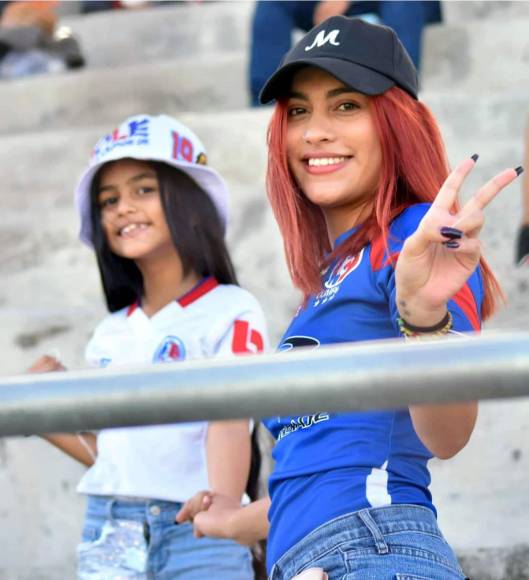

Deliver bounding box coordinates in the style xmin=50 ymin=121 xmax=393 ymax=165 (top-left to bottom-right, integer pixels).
xmin=249 ymin=0 xmax=442 ymax=106
xmin=78 ymin=495 xmax=254 ymax=579
xmin=269 ymin=505 xmax=466 ymax=579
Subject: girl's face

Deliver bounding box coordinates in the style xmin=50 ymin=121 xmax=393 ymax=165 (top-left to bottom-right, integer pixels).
xmin=97 ymin=159 xmax=174 ymax=262
xmin=286 ymin=67 xmax=382 ymax=235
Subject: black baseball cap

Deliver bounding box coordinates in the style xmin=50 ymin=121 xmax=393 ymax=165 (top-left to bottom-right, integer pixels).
xmin=259 ymin=16 xmax=418 ymax=104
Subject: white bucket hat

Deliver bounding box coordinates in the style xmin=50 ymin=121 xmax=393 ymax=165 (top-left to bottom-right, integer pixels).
xmin=74 ymin=114 xmax=229 ymax=247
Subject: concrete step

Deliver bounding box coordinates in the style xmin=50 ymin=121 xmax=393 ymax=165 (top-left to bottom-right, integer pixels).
xmin=0 ymin=53 xmax=247 ymax=135
xmin=60 ymin=0 xmax=529 ymax=79
xmin=61 ymin=0 xmax=253 ymax=68
xmin=1 ymin=47 xmax=528 ymax=135
xmin=0 ymin=1 xmax=526 ymax=134
xmin=442 ymin=0 xmax=529 ymax=24
xmin=422 ymin=19 xmax=529 ymax=92
xmin=422 ymin=90 xmax=529 ymax=144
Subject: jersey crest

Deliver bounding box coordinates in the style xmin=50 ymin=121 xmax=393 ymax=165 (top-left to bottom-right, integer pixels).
xmin=153 ymin=336 xmax=186 ymax=363
xmin=314 ymin=249 xmax=364 ymax=307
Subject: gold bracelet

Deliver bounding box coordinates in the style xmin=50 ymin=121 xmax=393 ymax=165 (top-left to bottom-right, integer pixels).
xmin=397 ymin=311 xmax=452 ymax=338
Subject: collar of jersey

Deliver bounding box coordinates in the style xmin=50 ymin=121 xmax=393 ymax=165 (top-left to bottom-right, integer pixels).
xmin=126 ymin=276 xmax=219 ymax=317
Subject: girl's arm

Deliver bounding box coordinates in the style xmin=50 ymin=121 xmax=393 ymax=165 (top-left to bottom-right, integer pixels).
xmin=395 ymin=157 xmax=520 ymax=458
xmin=206 ymin=420 xmax=251 ymax=499
xmin=28 ymin=355 xmax=97 ymax=467
xmin=44 ymin=432 xmax=97 ymax=467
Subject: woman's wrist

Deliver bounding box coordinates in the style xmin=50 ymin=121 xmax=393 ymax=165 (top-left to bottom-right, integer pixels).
xmin=396 ymin=295 xmax=448 ymax=328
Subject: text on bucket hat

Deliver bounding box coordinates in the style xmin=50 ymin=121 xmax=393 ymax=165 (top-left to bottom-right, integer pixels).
xmin=75 ymin=114 xmax=229 ymax=246
xmin=259 ymin=16 xmax=418 ymax=104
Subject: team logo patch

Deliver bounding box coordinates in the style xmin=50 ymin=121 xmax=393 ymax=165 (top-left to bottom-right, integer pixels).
xmin=196 ymin=152 xmax=208 ymax=165
xmin=153 ymin=336 xmax=186 ymax=363
xmin=314 ymin=249 xmax=364 ymax=307
xmin=324 ymin=250 xmax=364 ymax=288
xmin=232 ymin=320 xmax=264 ymax=354
xmin=279 ymin=335 xmax=320 ymax=352
xmin=92 ymin=117 xmax=150 ymax=160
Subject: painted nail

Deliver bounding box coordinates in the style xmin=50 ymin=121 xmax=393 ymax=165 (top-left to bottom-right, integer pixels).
xmin=444 ymin=240 xmax=460 ymax=249
xmin=440 ymin=226 xmax=463 ymax=240
xmin=515 ymin=166 xmax=524 ymax=176
xmin=471 ymin=153 xmax=479 ymax=162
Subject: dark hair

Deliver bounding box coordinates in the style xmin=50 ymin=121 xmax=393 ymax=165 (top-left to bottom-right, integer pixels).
xmin=90 ymin=159 xmax=238 ymax=312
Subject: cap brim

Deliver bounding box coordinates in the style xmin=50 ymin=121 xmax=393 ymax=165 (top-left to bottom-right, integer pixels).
xmin=259 ymin=57 xmax=395 ymax=104
xmin=75 ymin=154 xmax=229 ymax=247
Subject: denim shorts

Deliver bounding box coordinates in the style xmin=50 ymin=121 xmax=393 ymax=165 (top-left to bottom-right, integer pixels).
xmin=269 ymin=504 xmax=466 ymax=580
xmin=78 ymin=495 xmax=254 ymax=579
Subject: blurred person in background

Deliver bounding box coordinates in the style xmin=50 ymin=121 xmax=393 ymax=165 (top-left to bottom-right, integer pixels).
xmin=249 ymin=0 xmax=441 ymax=106
xmin=0 ymin=0 xmax=84 ymax=79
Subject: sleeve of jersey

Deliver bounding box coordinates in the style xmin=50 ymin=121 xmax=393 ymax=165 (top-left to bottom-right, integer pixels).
xmin=376 ymin=205 xmax=484 ymax=335
xmin=211 ymin=302 xmax=269 ymax=359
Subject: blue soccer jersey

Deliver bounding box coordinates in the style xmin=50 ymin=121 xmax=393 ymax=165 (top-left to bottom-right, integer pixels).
xmin=264 ymin=203 xmax=484 ymax=570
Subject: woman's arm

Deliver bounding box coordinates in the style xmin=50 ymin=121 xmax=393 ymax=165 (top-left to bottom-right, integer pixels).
xmin=408 ymin=403 xmax=477 ymax=459
xmin=206 ymin=420 xmax=251 ymax=499
xmin=395 ymin=157 xmax=520 ymax=458
xmin=28 ymin=355 xmax=97 ymax=467
xmin=193 ymin=495 xmax=271 ymax=545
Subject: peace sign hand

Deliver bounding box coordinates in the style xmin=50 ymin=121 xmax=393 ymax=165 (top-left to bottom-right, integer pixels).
xmin=395 ymin=156 xmax=522 ymax=327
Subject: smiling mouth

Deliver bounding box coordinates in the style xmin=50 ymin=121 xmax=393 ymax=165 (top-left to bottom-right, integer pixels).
xmin=118 ymin=223 xmax=149 ymax=237
xmin=306 ymin=156 xmax=349 ymax=167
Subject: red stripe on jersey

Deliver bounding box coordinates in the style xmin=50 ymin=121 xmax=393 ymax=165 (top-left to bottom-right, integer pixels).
xmin=127 ymin=302 xmax=139 ymax=317
xmin=178 ymin=277 xmax=219 ymax=307
xmin=370 ymin=237 xmax=399 ymax=271
xmin=232 ymin=320 xmax=264 ymax=354
xmin=452 ymin=283 xmax=480 ymax=331
xmin=370 ymin=236 xmax=386 ymax=271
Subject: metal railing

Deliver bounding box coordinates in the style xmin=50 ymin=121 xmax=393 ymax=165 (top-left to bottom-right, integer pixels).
xmin=2 ymin=332 xmax=529 ymax=437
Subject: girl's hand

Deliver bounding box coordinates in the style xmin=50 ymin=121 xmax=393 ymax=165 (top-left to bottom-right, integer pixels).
xmin=395 ymin=157 xmax=521 ymax=326
xmin=192 ymin=493 xmax=242 ymax=540
xmin=175 ymin=490 xmax=212 ymax=526
xmin=27 ymin=355 xmax=66 ymax=374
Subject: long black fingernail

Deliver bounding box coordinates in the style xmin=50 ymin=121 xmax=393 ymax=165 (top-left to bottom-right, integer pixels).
xmin=440 ymin=226 xmax=463 ymax=240
xmin=471 ymin=153 xmax=479 ymax=162
xmin=515 ymin=166 xmax=524 ymax=176
xmin=444 ymin=240 xmax=460 ymax=249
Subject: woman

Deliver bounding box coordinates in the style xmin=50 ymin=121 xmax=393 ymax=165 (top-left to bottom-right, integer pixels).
xmin=178 ymin=16 xmax=522 ymax=580
xmin=29 ymin=114 xmax=267 ymax=579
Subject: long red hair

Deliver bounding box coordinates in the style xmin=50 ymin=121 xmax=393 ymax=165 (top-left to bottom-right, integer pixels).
xmin=266 ymin=86 xmax=501 ymax=320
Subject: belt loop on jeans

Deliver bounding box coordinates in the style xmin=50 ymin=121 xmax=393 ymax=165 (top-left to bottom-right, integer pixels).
xmin=357 ymin=509 xmax=389 ymax=555
xmin=106 ymin=497 xmax=118 ymax=522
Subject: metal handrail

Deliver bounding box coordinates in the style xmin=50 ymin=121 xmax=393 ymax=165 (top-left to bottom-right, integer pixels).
xmin=2 ymin=332 xmax=529 ymax=437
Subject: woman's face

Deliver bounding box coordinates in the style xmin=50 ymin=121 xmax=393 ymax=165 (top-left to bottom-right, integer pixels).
xmin=286 ymin=67 xmax=382 ymax=234
xmin=97 ymin=159 xmax=174 ymax=262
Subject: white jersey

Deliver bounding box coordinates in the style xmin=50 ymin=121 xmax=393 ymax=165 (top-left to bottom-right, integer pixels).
xmin=77 ymin=277 xmax=268 ymax=502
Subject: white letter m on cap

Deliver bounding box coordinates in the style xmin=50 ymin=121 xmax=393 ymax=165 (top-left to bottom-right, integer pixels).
xmin=305 ymin=29 xmax=340 ymax=51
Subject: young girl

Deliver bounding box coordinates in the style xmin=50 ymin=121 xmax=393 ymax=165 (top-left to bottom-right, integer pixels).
xmin=29 ymin=114 xmax=267 ymax=579
xmin=178 ymin=17 xmax=523 ymax=579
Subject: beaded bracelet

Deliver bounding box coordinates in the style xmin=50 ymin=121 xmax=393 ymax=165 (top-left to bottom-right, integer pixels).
xmin=397 ymin=311 xmax=453 ymax=338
